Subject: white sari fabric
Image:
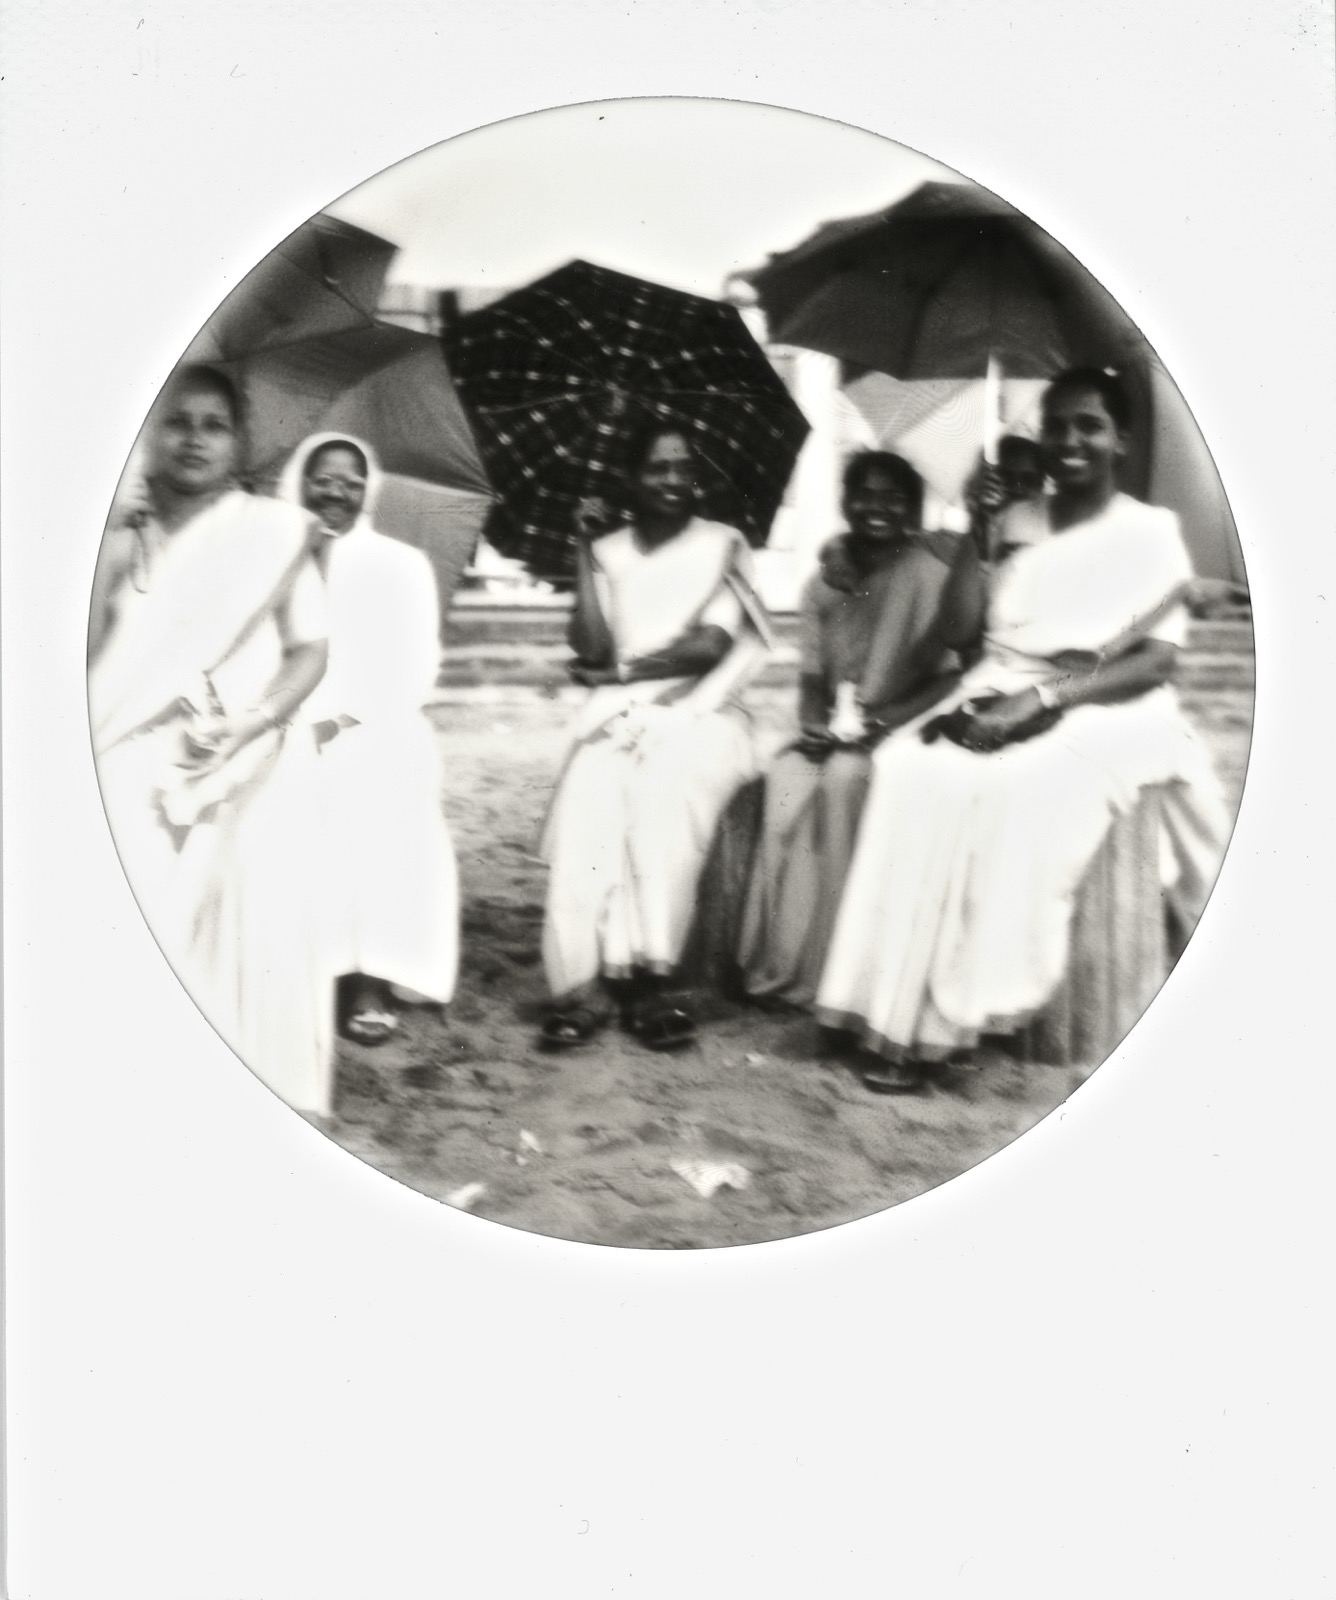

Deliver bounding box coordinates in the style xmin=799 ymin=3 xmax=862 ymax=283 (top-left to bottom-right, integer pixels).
xmin=816 ymin=493 xmax=1230 ymax=1060
xmin=277 ymin=435 xmax=458 ymax=1005
xmin=89 ymin=489 xmax=336 ymax=1112
xmin=542 ymin=518 xmax=771 ymax=1000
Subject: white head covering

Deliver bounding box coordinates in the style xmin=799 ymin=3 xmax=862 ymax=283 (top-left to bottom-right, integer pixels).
xmin=276 ymin=431 xmax=385 ymax=535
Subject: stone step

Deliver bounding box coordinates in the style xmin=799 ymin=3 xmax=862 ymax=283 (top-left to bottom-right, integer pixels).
xmin=444 ymin=605 xmax=1255 ymax=656
xmin=435 ymin=640 xmax=1255 ymax=694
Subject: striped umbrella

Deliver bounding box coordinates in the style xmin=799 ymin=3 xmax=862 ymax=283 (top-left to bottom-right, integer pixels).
xmin=443 ymin=260 xmax=810 ymax=584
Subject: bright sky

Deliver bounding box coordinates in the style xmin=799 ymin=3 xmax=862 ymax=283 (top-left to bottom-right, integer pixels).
xmin=326 ymin=98 xmax=957 ymax=299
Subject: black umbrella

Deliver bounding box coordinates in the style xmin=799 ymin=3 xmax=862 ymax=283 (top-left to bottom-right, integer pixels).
xmin=744 ymin=180 xmax=1149 ymax=382
xmin=442 ymin=260 xmax=810 ymax=583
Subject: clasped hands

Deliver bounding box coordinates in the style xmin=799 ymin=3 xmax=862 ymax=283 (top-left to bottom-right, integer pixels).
xmin=794 ymin=721 xmax=887 ymax=760
xmin=921 ymin=688 xmax=1062 ymax=752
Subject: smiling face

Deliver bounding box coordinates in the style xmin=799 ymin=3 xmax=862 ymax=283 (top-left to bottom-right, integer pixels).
xmin=997 ymin=440 xmax=1047 ymax=503
xmin=844 ymin=463 xmax=915 ymax=543
xmin=301 ymin=443 xmax=368 ymax=534
xmin=631 ymin=431 xmax=697 ymax=523
xmin=148 ymin=382 xmax=238 ymax=497
xmin=1040 ymin=383 xmax=1127 ymax=497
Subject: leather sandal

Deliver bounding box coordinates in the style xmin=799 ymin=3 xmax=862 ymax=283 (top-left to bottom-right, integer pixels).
xmin=626 ymin=998 xmax=698 ymax=1052
xmin=855 ymin=1054 xmax=928 ymax=1094
xmin=540 ymin=1004 xmax=608 ymax=1051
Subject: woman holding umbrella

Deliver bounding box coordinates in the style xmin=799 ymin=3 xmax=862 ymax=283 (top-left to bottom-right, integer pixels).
xmin=88 ymin=364 xmax=336 ymax=1114
xmin=737 ymin=451 xmax=962 ymax=1010
xmin=277 ymin=433 xmax=459 ymax=1047
xmin=815 ymin=368 xmax=1229 ymax=1093
xmin=540 ymin=419 xmax=772 ymax=1051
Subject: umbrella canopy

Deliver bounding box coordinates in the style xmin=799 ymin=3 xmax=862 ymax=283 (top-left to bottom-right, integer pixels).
xmin=182 ymin=215 xmax=494 ymax=619
xmin=744 ymin=180 xmax=1148 ymax=380
xmin=442 ymin=259 xmax=811 ymax=583
xmin=749 ymin=188 xmax=1244 ymax=582
xmin=186 ymin=213 xmax=401 ymax=360
xmin=843 ymin=372 xmax=1049 ymax=506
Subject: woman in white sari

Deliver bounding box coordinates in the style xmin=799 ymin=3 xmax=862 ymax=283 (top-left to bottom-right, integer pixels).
xmin=541 ymin=421 xmax=771 ymax=1051
xmin=816 ymin=368 xmax=1230 ymax=1093
xmin=89 ymin=365 xmax=335 ymax=1114
xmin=277 ymin=433 xmax=458 ymax=1045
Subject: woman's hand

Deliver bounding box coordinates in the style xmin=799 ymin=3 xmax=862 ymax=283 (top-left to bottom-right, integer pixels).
xmin=922 ymin=690 xmax=1057 ymax=752
xmin=960 ymin=690 xmax=1049 ymax=749
xmin=966 ymin=463 xmax=1011 ymax=520
xmin=794 ymin=723 xmax=837 ymax=759
xmin=573 ymin=496 xmax=613 ymax=541
xmin=106 ymin=471 xmax=155 ymax=535
xmin=568 ymin=661 xmax=619 ymax=687
xmin=182 ymin=707 xmax=270 ymax=773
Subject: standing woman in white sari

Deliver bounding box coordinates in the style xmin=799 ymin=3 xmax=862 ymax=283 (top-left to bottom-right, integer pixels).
xmin=816 ymin=368 xmax=1230 ymax=1093
xmin=541 ymin=420 xmax=772 ymax=1051
xmin=277 ymin=433 xmax=459 ymax=1046
xmin=88 ymin=365 xmax=335 ymax=1113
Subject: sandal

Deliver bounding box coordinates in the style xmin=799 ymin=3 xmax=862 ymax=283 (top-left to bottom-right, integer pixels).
xmin=626 ymin=998 xmax=698 ymax=1052
xmin=540 ymin=1004 xmax=608 ymax=1051
xmin=855 ymin=1054 xmax=928 ymax=1094
xmin=344 ymin=1009 xmax=398 ymax=1047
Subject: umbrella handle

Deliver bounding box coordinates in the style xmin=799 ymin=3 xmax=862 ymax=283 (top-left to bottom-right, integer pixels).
xmin=982 ymin=351 xmax=1003 ymax=466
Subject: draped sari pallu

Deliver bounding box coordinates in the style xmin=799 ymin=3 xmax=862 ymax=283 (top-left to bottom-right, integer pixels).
xmin=541 ymin=519 xmax=771 ymax=1002
xmin=277 ymin=434 xmax=460 ymax=1008
xmin=737 ymin=536 xmax=963 ymax=1008
xmin=89 ymin=490 xmax=336 ymax=1114
xmin=815 ymin=494 xmax=1231 ymax=1064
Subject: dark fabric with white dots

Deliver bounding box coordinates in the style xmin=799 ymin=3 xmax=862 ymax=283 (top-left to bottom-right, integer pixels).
xmin=444 ymin=260 xmax=810 ymax=584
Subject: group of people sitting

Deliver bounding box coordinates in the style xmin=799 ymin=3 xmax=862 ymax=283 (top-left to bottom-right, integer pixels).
xmin=87 ymin=360 xmax=1228 ymax=1118
xmin=539 ymin=370 xmax=1227 ymax=1094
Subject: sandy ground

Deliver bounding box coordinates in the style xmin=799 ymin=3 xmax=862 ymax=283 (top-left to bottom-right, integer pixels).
xmin=322 ymin=679 xmax=1252 ymax=1250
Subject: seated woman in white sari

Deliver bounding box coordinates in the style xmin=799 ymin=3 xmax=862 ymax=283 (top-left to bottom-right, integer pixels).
xmin=815 ymin=368 xmax=1230 ymax=1093
xmin=738 ymin=452 xmax=962 ymax=1010
xmin=277 ymin=433 xmax=459 ymax=1046
xmin=541 ymin=421 xmax=772 ymax=1052
xmin=88 ymin=365 xmax=335 ymax=1114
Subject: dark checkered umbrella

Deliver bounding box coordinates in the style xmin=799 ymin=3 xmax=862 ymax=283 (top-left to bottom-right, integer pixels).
xmin=442 ymin=260 xmax=810 ymax=584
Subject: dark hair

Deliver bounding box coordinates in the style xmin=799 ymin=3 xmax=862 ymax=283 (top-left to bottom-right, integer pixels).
xmin=840 ymin=450 xmax=925 ymax=523
xmin=997 ymin=434 xmax=1045 ymax=467
xmin=1042 ymin=367 xmax=1132 ymax=433
xmin=305 ymin=438 xmax=369 ymax=479
xmin=163 ymin=363 xmax=243 ymax=428
xmin=622 ymin=413 xmax=695 ymax=477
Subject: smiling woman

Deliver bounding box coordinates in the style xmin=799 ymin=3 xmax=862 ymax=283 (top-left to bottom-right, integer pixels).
xmin=278 ymin=431 xmax=459 ymax=1050
xmin=540 ymin=420 xmax=773 ymax=1052
xmin=738 ymin=450 xmax=963 ymax=1009
xmin=815 ymin=367 xmax=1232 ymax=1093
xmin=88 ymin=365 xmax=336 ymax=1113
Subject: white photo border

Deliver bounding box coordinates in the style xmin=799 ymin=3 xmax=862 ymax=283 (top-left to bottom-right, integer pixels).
xmin=4 ymin=3 xmax=1333 ymax=1595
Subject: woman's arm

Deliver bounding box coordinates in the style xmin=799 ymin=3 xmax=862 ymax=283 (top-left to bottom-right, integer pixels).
xmin=863 ymin=671 xmax=962 ymax=737
xmin=1050 ymin=637 xmax=1178 ymax=708
xmin=798 ymin=672 xmax=829 ymax=730
xmin=933 ymin=535 xmax=989 ymax=650
xmin=185 ymin=558 xmax=329 ymax=767
xmin=87 ymin=525 xmax=138 ymax=662
xmin=956 ymin=638 xmax=1178 ymax=751
xmin=573 ymin=622 xmax=733 ymax=685
xmin=568 ymin=541 xmax=616 ymax=666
